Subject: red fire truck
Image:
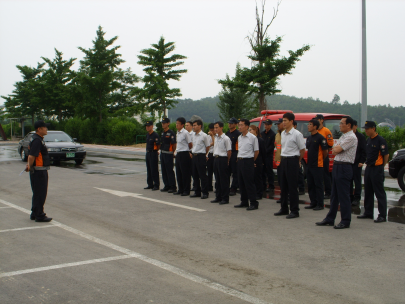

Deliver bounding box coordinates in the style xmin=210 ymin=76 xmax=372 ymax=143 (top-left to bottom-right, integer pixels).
xmin=250 ymin=110 xmax=347 ymax=177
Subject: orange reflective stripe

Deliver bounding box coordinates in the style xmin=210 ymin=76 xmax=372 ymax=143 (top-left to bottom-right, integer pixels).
xmin=235 ymin=141 xmax=238 ymax=150
xmin=36 ymin=152 xmax=43 ymax=167
xmin=375 ymin=151 xmax=383 ymax=166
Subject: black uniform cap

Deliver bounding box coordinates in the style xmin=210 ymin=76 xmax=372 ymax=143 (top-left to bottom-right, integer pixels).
xmin=228 ymin=117 xmax=238 ymax=124
xmin=362 ymin=121 xmax=376 ymax=129
xmin=144 ymin=121 xmax=154 ymax=127
xmin=161 ymin=118 xmax=170 ymax=124
xmin=34 ymin=120 xmax=50 ymax=130
xmin=314 ymin=114 xmax=324 ymax=120
xmin=263 ymin=119 xmax=273 ymax=125
xmin=274 ymin=118 xmax=283 ymax=125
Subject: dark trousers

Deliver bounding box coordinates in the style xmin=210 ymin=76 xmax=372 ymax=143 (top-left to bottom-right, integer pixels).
xmin=237 ymin=158 xmax=257 ymax=206
xmin=277 ymin=165 xmax=282 ymax=188
xmin=323 ymin=156 xmax=332 ymax=195
xmin=30 ymin=170 xmax=48 ymax=219
xmin=307 ymin=167 xmax=324 ymax=207
xmin=262 ymin=154 xmax=275 ymax=189
xmin=364 ymin=166 xmax=387 ymax=218
xmin=214 ymin=157 xmax=230 ymax=201
xmin=207 ymin=153 xmax=214 ymax=191
xmin=192 ymin=154 xmax=208 ymax=195
xmin=229 ymin=152 xmax=239 ymax=190
xmin=175 ymin=151 xmax=192 ymax=194
xmin=325 ymin=164 xmax=353 ymax=225
xmin=280 ymin=157 xmax=300 ymax=214
xmin=298 ymin=164 xmax=305 ymax=191
xmin=160 ymin=153 xmax=176 ymax=189
xmin=146 ymin=151 xmax=159 ymax=188
xmin=350 ymin=164 xmax=362 ymax=200
xmin=255 ymin=162 xmax=263 ymax=197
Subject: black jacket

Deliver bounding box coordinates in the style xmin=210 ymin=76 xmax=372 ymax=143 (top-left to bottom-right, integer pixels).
xmin=354 ymin=130 xmax=367 ymax=164
xmin=261 ymin=129 xmax=276 ymax=154
xmin=255 ymin=137 xmax=266 ymax=166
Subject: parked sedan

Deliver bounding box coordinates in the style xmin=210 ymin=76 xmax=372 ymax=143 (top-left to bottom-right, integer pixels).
xmin=18 ymin=131 xmax=86 ymax=165
xmin=389 ymin=149 xmax=405 ymax=192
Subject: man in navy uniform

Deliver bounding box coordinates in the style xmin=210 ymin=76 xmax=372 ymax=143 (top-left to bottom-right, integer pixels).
xmin=160 ymin=118 xmax=177 ymax=193
xmin=304 ymin=119 xmax=328 ymax=211
xmin=293 ymin=120 xmax=306 ymax=195
xmin=261 ymin=119 xmax=276 ymax=192
xmin=357 ymin=121 xmax=389 ymax=223
xmin=173 ymin=117 xmax=193 ymax=196
xmin=26 ymin=120 xmax=52 ymax=222
xmin=350 ymin=120 xmax=367 ymax=206
xmin=144 ymin=121 xmax=160 ymax=190
xmin=234 ymin=119 xmax=260 ymax=211
xmin=226 ymin=117 xmax=241 ymax=196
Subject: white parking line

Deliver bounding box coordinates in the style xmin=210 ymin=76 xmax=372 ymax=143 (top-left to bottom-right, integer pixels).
xmin=0 ymin=226 xmax=56 ymax=233
xmin=0 ymin=198 xmax=270 ymax=304
xmin=92 ymin=165 xmax=140 ymax=172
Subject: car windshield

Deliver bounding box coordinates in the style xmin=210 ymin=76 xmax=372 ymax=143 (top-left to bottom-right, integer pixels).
xmin=44 ymin=132 xmax=73 ymax=142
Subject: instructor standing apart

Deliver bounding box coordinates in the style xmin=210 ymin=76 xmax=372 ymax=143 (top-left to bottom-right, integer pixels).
xmin=316 ymin=116 xmax=358 ymax=229
xmin=234 ymin=119 xmax=260 ymax=211
xmin=144 ymin=121 xmax=160 ymax=191
xmin=26 ymin=120 xmax=52 ymax=222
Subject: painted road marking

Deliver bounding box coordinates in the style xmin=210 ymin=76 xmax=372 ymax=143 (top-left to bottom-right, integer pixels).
xmin=92 ymin=165 xmax=141 ymax=172
xmin=0 ymin=198 xmax=270 ymax=304
xmin=94 ymin=188 xmax=206 ymax=212
xmin=0 ymin=226 xmax=56 ymax=233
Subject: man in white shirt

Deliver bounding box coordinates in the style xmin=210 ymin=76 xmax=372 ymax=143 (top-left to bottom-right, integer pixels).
xmin=274 ymin=113 xmax=306 ymax=219
xmin=234 ymin=119 xmax=260 ymax=211
xmin=186 ymin=120 xmax=196 ymax=191
xmin=211 ymin=121 xmax=232 ymax=204
xmin=174 ymin=117 xmax=193 ymax=196
xmin=206 ymin=123 xmax=215 ymax=192
xmin=190 ymin=120 xmax=210 ymax=199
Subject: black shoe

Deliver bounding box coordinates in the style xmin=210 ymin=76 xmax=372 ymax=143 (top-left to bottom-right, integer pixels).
xmin=357 ymin=214 xmax=373 ymax=219
xmin=334 ymin=222 xmax=350 ymax=229
xmin=229 ymin=189 xmax=237 ymax=196
xmin=246 ymin=205 xmax=258 ymax=211
xmin=191 ymin=187 xmax=197 ymax=191
xmin=256 ymin=196 xmax=262 ymax=200
xmin=316 ymin=219 xmax=334 ymax=226
xmin=276 ymin=200 xmax=281 ymax=204
xmin=201 ymin=194 xmax=209 ymax=199
xmin=210 ymin=199 xmax=221 ymax=203
xmin=305 ymin=205 xmax=316 ymax=209
xmin=286 ymin=213 xmax=299 ymax=219
xmin=181 ymin=192 xmax=190 ymax=196
xmin=35 ymin=217 xmax=53 ymax=222
xmin=313 ymin=206 xmax=324 ymax=211
xmin=152 ymin=187 xmax=159 ymax=191
xmin=298 ymin=190 xmax=305 ymax=195
xmin=30 ymin=215 xmax=35 ymax=220
xmin=274 ymin=209 xmax=289 ymax=216
xmin=160 ymin=187 xmax=170 ymax=192
xmin=234 ymin=203 xmax=249 ymax=208
xmin=144 ymin=186 xmax=153 ymax=189
xmin=168 ymin=188 xmax=177 ymax=193
xmin=219 ymin=201 xmax=229 ymax=205
xmin=173 ymin=191 xmax=182 ymax=195
xmin=374 ymin=216 xmax=386 ymax=223
xmin=351 ymin=198 xmax=361 ymax=206
xmin=190 ymin=193 xmax=201 ymax=198
xmin=324 ymin=194 xmax=331 ymax=199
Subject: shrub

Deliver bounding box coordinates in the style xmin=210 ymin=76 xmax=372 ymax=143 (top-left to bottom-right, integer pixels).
xmin=64 ymin=118 xmax=83 ymax=140
xmin=108 ymin=121 xmax=138 ymax=145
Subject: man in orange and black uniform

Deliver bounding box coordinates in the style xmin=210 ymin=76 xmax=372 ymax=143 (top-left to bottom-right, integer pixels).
xmin=226 ymin=117 xmax=241 ymax=196
xmin=357 ymin=121 xmax=389 ymax=223
xmin=144 ymin=121 xmax=160 ymax=191
xmin=304 ymin=119 xmax=328 ymax=211
xmin=314 ymin=114 xmax=334 ymax=199
xmin=350 ymin=120 xmax=367 ymax=206
xmin=160 ymin=118 xmax=177 ymax=193
xmin=26 ymin=120 xmax=52 ymax=222
xmin=261 ymin=119 xmax=276 ymax=192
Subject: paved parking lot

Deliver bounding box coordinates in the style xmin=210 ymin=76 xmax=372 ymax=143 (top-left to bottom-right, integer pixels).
xmin=1 ymin=144 xmax=405 ymax=304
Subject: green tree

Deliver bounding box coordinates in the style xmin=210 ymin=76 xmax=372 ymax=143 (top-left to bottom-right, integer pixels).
xmin=331 ymin=94 xmax=341 ymax=105
xmin=2 ymin=63 xmax=45 ymax=125
xmin=76 ymin=26 xmax=138 ymax=122
xmin=41 ymin=48 xmax=76 ymax=120
xmin=137 ymin=36 xmax=187 ymax=119
xmin=219 ymin=1 xmax=310 ymax=111
xmin=217 ymin=63 xmax=260 ymax=122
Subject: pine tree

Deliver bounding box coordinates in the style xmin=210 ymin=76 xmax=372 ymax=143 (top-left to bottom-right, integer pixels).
xmin=137 ymin=36 xmax=187 ymax=119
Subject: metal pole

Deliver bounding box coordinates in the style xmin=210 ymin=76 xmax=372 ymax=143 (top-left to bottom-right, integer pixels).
xmin=361 ymin=0 xmax=368 ymax=125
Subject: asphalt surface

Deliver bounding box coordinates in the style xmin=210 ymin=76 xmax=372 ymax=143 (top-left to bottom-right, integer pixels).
xmin=1 ymin=144 xmax=405 ymax=304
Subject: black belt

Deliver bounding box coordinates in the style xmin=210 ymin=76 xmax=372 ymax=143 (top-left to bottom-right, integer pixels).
xmin=146 ymin=150 xmax=158 ymax=153
xmin=334 ymin=161 xmax=352 ymax=165
xmin=214 ymin=156 xmax=227 ymax=158
xmin=177 ymin=151 xmax=190 ymax=153
xmin=237 ymin=157 xmax=253 ymax=160
xmin=281 ymin=156 xmax=299 ymax=159
xmin=161 ymin=150 xmax=173 ymax=154
xmin=192 ymin=153 xmax=206 ymax=156
xmin=366 ymin=164 xmax=383 ymax=167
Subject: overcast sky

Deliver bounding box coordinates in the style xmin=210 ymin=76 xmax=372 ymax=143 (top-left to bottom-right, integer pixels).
xmin=0 ymin=0 xmax=403 ymax=107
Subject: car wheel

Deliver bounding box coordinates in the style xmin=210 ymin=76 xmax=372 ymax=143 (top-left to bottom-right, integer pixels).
xmin=20 ymin=149 xmax=28 ymax=162
xmin=398 ymin=166 xmax=405 ymax=192
xmin=75 ymin=159 xmax=84 ymax=165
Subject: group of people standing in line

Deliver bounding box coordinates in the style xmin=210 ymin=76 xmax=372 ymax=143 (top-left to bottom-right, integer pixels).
xmin=144 ymin=113 xmax=389 ymax=229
